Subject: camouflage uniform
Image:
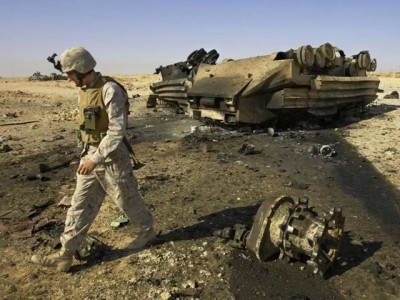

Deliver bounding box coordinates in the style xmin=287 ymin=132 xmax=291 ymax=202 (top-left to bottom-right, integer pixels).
xmin=61 ymin=73 xmax=153 ymax=252
xmin=31 ymin=48 xmax=154 ymax=272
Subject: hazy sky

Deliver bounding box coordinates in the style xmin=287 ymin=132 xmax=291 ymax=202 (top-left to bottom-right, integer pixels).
xmin=1 ymin=0 xmax=399 ymax=76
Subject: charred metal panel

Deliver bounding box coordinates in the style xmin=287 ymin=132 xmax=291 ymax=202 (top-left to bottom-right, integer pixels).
xmin=241 ymin=60 xmax=310 ymax=97
xmin=188 ymin=77 xmax=251 ymax=98
xmin=150 ymin=78 xmax=189 ymax=106
xmin=236 ymin=95 xmax=277 ymax=124
xmin=311 ymin=75 xmax=380 ymax=91
xmin=155 ymin=62 xmax=189 ymax=81
xmin=191 ymin=108 xmax=227 ymax=122
xmin=246 ymin=196 xmax=295 ymax=260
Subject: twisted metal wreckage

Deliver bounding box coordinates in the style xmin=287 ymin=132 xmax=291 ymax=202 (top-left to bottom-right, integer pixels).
xmin=213 ymin=196 xmax=345 ymax=276
xmin=149 ymin=43 xmax=380 ymax=125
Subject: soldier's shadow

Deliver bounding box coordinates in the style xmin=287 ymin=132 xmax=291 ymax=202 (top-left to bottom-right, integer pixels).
xmin=154 ymin=204 xmax=259 ymax=245
xmin=70 ymin=204 xmax=259 ymax=273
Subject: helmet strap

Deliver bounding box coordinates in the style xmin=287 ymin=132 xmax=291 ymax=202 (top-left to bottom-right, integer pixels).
xmin=75 ymin=70 xmax=93 ymax=87
xmin=77 ymin=73 xmax=85 ymax=87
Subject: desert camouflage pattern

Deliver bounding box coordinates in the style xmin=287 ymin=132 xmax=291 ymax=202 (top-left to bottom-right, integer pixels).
xmin=61 ymin=146 xmax=154 ymax=251
xmin=61 ymin=79 xmax=153 ymax=251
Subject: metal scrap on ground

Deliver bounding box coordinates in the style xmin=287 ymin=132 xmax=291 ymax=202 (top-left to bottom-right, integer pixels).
xmin=214 ymin=195 xmax=345 ymax=276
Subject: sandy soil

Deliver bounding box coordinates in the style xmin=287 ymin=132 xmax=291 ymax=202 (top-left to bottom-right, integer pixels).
xmin=0 ymin=73 xmax=399 ymax=300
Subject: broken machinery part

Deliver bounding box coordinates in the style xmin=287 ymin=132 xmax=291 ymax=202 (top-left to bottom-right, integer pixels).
xmin=214 ymin=195 xmax=345 ymax=275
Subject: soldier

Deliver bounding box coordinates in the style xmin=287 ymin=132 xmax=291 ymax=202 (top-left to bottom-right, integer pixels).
xmin=31 ymin=47 xmax=155 ymax=272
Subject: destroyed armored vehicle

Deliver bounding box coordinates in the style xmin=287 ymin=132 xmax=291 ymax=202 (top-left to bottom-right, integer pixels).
xmin=149 ymin=43 xmax=380 ymax=125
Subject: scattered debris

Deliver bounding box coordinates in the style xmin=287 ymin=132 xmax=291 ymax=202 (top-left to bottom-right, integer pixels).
xmin=0 ymin=120 xmax=39 ymax=127
xmin=308 ymin=145 xmax=320 ymax=156
xmin=110 ymin=214 xmax=130 ymax=228
xmin=26 ymin=174 xmax=51 ymax=181
xmin=27 ymin=200 xmax=52 ymax=218
xmin=52 ymin=135 xmax=64 ymax=141
xmin=57 ymin=196 xmax=72 ymax=208
xmin=308 ymin=144 xmax=337 ymax=157
xmin=364 ymin=261 xmax=397 ymax=280
xmin=74 ymin=235 xmax=108 ymax=261
xmin=238 ymin=143 xmax=259 ymax=155
xmin=2 ymin=112 xmax=17 ymax=118
xmin=0 ymin=135 xmax=11 ymax=151
xmin=267 ymin=127 xmax=277 ymax=137
xmin=0 ymin=216 xmax=59 ymax=239
xmin=284 ymin=181 xmax=310 ymax=190
xmin=38 ymin=160 xmax=72 ymax=173
xmin=146 ymin=94 xmax=158 ymax=108
xmin=199 ymin=142 xmax=212 ymax=153
xmin=383 ymin=91 xmax=399 ymax=99
xmin=0 ymin=144 xmax=12 ymax=153
xmin=319 ymin=145 xmax=336 ymax=157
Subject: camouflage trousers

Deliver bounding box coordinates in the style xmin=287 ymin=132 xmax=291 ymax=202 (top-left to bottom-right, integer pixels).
xmin=60 ymin=145 xmax=154 ymax=251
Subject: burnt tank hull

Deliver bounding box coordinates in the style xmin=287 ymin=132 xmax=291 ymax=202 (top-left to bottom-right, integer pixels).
xmin=150 ymin=44 xmax=380 ymax=124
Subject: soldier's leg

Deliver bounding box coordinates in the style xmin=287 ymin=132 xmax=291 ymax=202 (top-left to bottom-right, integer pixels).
xmin=104 ymin=159 xmax=153 ymax=229
xmin=61 ymin=171 xmax=106 ymax=251
xmin=31 ymin=171 xmax=105 ymax=271
xmin=103 ymin=158 xmax=154 ymax=249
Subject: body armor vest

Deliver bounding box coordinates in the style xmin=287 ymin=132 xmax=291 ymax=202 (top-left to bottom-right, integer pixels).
xmin=78 ymin=75 xmax=128 ymax=144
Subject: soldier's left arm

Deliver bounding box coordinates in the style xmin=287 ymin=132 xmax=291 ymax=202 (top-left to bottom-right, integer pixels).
xmin=90 ymin=81 xmax=127 ymax=164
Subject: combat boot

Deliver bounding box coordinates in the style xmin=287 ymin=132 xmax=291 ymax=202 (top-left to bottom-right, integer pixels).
xmin=31 ymin=248 xmax=73 ymax=272
xmin=126 ymin=227 xmax=156 ymax=250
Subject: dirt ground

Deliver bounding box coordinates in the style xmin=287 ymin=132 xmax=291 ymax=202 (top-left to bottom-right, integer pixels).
xmin=0 ymin=72 xmax=399 ymax=300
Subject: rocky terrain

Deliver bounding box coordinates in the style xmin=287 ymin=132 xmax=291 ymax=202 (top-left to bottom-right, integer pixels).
xmin=0 ymin=73 xmax=399 ymax=299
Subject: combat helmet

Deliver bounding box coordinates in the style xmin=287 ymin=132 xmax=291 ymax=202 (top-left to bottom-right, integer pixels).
xmin=60 ymin=47 xmax=96 ymax=73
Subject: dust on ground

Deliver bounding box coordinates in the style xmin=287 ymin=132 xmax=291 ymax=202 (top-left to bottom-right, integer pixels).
xmin=0 ymin=74 xmax=399 ymax=300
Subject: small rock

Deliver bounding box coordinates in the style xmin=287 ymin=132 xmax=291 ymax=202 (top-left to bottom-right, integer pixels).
xmin=182 ymin=280 xmax=196 ymax=289
xmin=199 ymin=143 xmax=211 ymax=153
xmin=0 ymin=144 xmax=12 ymax=152
xmin=160 ymin=291 xmax=171 ymax=300
xmin=52 ymin=135 xmax=64 ymax=141
xmin=268 ymin=127 xmax=277 ymax=137
xmin=308 ymin=145 xmax=319 ymax=155
xmin=238 ymin=143 xmax=258 ymax=155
